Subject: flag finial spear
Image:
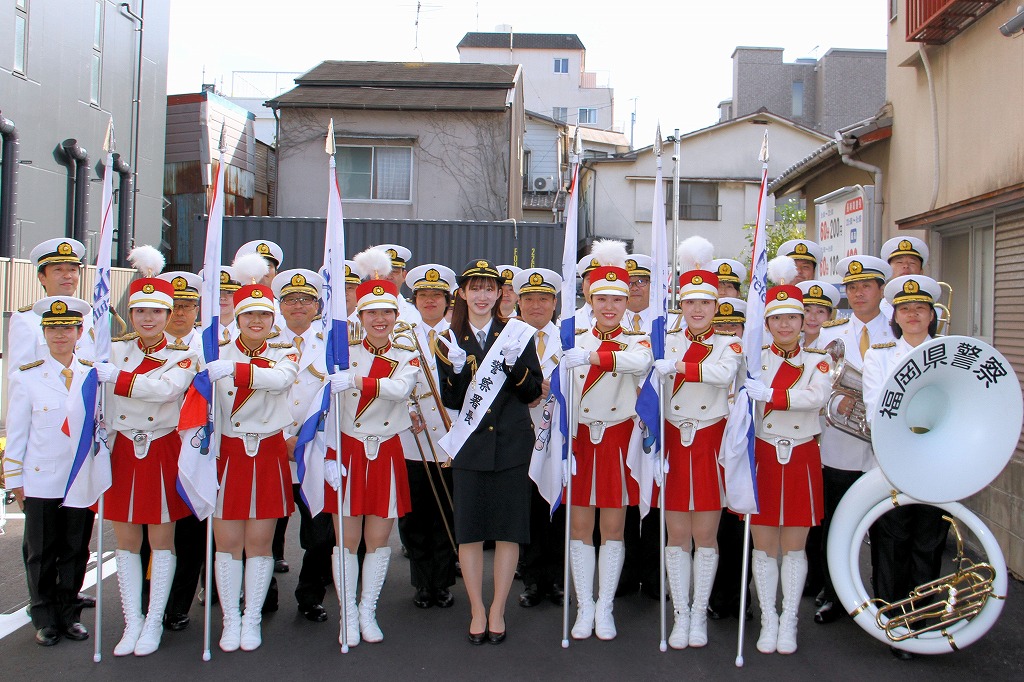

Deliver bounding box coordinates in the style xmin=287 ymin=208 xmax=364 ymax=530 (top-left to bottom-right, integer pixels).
xmin=654 ymin=122 xmax=662 ymax=158
xmin=103 ymin=117 xmax=114 ymax=154
xmin=759 ymin=129 xmax=769 ymax=164
xmin=326 ymin=118 xmax=336 ymax=155
xmin=218 ymin=121 xmax=227 ymax=156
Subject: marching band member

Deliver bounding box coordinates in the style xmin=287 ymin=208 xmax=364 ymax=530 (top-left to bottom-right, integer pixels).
xmin=197 ymin=265 xmax=243 ymax=343
xmin=574 ymin=255 xmax=599 ymax=329
xmin=709 ymin=258 xmax=746 ymax=299
xmin=373 ymin=243 xmax=421 ymax=324
xmin=271 ymin=268 xmax=335 ymax=624
xmin=497 ymin=264 xmax=522 ymax=318
xmin=562 ymin=240 xmax=653 ymax=642
xmin=796 ymin=280 xmax=841 ymax=350
xmin=814 ymin=255 xmax=893 ymax=625
xmin=712 ymin=298 xmax=746 ymax=337
xmin=205 ymin=253 xmax=299 ymax=653
xmin=7 ymin=238 xmax=93 ymax=367
xmin=862 ymin=274 xmax=948 ymax=662
xmin=397 ymin=263 xmax=458 ymax=610
xmin=435 ymin=259 xmax=543 ymax=645
xmin=324 ymin=248 xmax=419 ymax=646
xmin=4 ymin=297 xmax=96 ymax=647
xmin=234 ymin=240 xmax=283 ymax=284
xmin=94 ymin=246 xmax=199 ymax=657
xmin=344 ymin=259 xmax=362 ymax=324
xmin=743 ymin=261 xmax=832 ymax=655
xmin=623 ymin=254 xmax=655 ymax=333
xmin=777 ymin=239 xmax=822 ymax=285
xmin=879 ymin=236 xmax=929 ymax=320
xmin=513 ymin=267 xmax=566 ymax=609
xmin=651 ymin=244 xmax=743 ymax=649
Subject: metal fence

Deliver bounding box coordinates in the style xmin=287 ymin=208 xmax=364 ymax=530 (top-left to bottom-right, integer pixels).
xmin=190 ymin=217 xmax=567 ymax=274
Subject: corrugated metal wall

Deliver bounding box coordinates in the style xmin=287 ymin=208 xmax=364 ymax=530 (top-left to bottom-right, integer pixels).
xmin=190 ymin=217 xmax=566 ymax=274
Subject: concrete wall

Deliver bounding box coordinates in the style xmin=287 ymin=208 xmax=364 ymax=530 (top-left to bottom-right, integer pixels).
xmin=0 ymin=0 xmax=169 ymax=258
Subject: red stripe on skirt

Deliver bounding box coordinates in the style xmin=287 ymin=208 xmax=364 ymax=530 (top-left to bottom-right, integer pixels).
xmin=107 ymin=432 xmax=190 ymax=525
xmin=569 ymin=420 xmax=638 ymax=508
xmin=653 ymin=419 xmax=726 ymax=512
xmin=323 ymin=433 xmax=411 ymax=518
xmin=749 ymin=438 xmax=823 ymax=528
xmin=216 ymin=432 xmax=294 ymax=520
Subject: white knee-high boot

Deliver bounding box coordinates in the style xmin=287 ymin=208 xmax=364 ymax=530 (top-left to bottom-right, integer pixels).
xmin=689 ymin=547 xmax=719 ymax=647
xmin=777 ymin=550 xmax=808 ymax=655
xmin=331 ymin=547 xmax=360 ymax=647
xmin=113 ymin=550 xmax=145 ymax=657
xmin=134 ymin=549 xmax=176 ymax=656
xmin=753 ymin=550 xmax=779 ymax=654
xmin=665 ymin=546 xmax=691 ymax=650
xmin=569 ymin=540 xmax=596 ymax=640
xmin=215 ymin=552 xmax=244 ymax=652
xmin=594 ymin=540 xmax=625 ymax=641
xmin=358 ymin=547 xmax=391 ymax=643
xmin=239 ymin=555 xmax=274 ymax=651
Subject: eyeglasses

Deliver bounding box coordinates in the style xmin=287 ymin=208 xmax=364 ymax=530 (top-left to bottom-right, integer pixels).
xmin=281 ymin=296 xmax=317 ymax=307
xmin=629 ymin=278 xmax=650 ymax=287
xmin=173 ymin=303 xmax=199 ymax=312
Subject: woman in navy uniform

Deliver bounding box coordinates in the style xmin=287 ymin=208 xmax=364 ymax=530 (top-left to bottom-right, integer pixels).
xmin=435 ymin=259 xmax=543 ymax=644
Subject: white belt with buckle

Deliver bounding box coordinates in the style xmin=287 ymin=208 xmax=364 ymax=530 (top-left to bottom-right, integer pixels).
xmin=364 ymin=435 xmax=382 ymax=461
xmin=678 ymin=420 xmax=697 ymax=447
xmin=587 ymin=421 xmax=606 ymax=444
xmin=774 ymin=438 xmax=793 ymax=465
xmin=131 ymin=430 xmax=154 ymax=459
xmin=244 ymin=433 xmax=261 ymax=457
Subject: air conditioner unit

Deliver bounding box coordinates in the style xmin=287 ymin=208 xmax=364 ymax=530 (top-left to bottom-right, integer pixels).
xmin=533 ymin=176 xmax=555 ymax=192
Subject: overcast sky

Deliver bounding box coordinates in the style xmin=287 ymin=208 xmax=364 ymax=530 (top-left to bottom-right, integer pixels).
xmin=166 ymin=0 xmax=889 ymax=143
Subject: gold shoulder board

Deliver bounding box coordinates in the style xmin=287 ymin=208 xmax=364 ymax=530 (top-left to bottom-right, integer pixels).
xmin=714 ymin=330 xmax=736 ymax=336
xmin=392 ymin=340 xmax=416 ymax=352
xmin=19 ymin=359 xmax=44 ymax=371
xmin=622 ymin=329 xmax=645 ymax=336
xmin=269 ymin=341 xmax=294 ymax=349
xmin=219 ymin=339 xmax=231 ymax=346
xmin=803 ymin=347 xmax=827 ymax=355
xmin=18 ymin=304 xmax=33 ymax=313
xmin=78 ymin=358 xmax=95 ymax=366
xmin=575 ymin=328 xmax=588 ymax=335
xmin=822 ymin=318 xmax=849 ymax=328
xmin=871 ymin=342 xmax=897 ymax=349
xmin=762 ymin=344 xmax=770 ymax=350
xmin=167 ymin=343 xmax=190 ymax=351
xmin=316 ymin=332 xmax=324 ymax=340
xmin=267 ymin=329 xmax=280 ymax=339
xmin=112 ymin=332 xmax=140 ymax=342
xmin=349 ymin=338 xmax=361 ymax=346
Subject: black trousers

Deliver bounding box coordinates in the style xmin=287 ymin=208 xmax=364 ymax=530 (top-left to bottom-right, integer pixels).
xmin=166 ymin=514 xmax=209 ymax=615
xmin=397 ymin=461 xmax=455 ymax=591
xmin=819 ymin=466 xmax=865 ymax=603
xmin=709 ymin=512 xmax=751 ymax=616
xmin=869 ymin=505 xmax=950 ymax=603
xmin=293 ymin=483 xmax=335 ymax=607
xmin=22 ymin=497 xmax=94 ymax=629
xmin=273 ymin=514 xmax=289 ymax=561
xmin=519 ymin=486 xmax=565 ymax=590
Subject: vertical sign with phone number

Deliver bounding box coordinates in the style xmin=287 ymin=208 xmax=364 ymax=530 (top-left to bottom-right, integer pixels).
xmin=813 ymin=185 xmax=874 ymax=284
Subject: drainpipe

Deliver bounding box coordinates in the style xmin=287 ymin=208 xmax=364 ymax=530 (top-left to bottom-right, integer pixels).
xmin=0 ymin=113 xmax=18 ymax=257
xmin=120 ymin=1 xmax=144 ymax=242
xmin=835 ymin=121 xmax=883 ymax=257
xmin=61 ymin=139 xmax=90 ymax=245
xmin=112 ymin=152 xmax=133 ymax=265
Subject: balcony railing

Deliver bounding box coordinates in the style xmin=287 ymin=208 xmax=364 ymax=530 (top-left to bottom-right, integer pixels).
xmin=906 ymin=0 xmax=1001 ymax=44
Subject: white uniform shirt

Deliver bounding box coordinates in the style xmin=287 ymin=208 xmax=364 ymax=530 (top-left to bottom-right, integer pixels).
xmin=862 ymin=336 xmax=922 ymax=424
xmin=755 ymin=345 xmax=832 ymax=442
xmin=527 ymin=320 xmax=561 ymax=434
xmin=624 ymin=305 xmax=657 ymax=335
xmin=279 ymin=325 xmax=328 ymax=440
xmin=398 ymin=319 xmax=456 ymax=462
xmin=574 ymin=303 xmax=594 ymax=331
xmin=8 ymin=305 xmax=96 ymax=366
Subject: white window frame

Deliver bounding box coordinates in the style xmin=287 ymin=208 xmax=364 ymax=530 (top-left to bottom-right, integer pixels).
xmin=90 ymin=0 xmax=103 ymax=105
xmin=14 ymin=0 xmax=29 ymax=75
xmin=336 ymin=144 xmax=413 ymax=203
xmin=792 ymin=81 xmax=804 ymax=118
xmin=936 ymin=218 xmax=995 ymax=342
xmin=578 ymin=108 xmax=598 ymax=125
xmin=553 ymin=57 xmax=568 ymax=74
xmin=552 ymin=107 xmax=568 ymax=123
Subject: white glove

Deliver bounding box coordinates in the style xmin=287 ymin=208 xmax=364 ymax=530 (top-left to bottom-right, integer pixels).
xmin=502 ymin=338 xmax=524 ymax=366
xmin=330 ymin=371 xmax=356 ymax=394
xmin=652 ymin=359 xmax=677 ymax=378
xmin=653 ymin=457 xmax=667 ymax=488
xmin=206 ymin=359 xmax=234 ymax=382
xmin=744 ymin=379 xmax=773 ymax=402
xmin=562 ymin=348 xmax=591 ymax=369
xmin=561 ymin=455 xmax=577 ymax=487
xmin=324 ymin=459 xmax=341 ymax=491
xmin=94 ymin=361 xmax=118 ymax=383
xmin=438 ymin=335 xmax=467 ymax=373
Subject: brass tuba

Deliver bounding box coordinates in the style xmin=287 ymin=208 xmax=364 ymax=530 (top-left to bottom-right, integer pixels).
xmin=827 ymin=335 xmax=1022 ymax=654
xmin=823 ymin=339 xmax=871 ymax=442
xmin=935 ymin=281 xmax=953 ymax=336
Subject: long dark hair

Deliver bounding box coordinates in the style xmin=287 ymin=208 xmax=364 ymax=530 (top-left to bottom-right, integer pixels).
xmin=450 ymin=276 xmax=505 ymax=341
xmin=890 ymin=303 xmax=938 ymax=339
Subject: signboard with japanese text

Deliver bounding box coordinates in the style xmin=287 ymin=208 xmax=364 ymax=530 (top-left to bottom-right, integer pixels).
xmin=814 ymin=185 xmax=874 ymax=284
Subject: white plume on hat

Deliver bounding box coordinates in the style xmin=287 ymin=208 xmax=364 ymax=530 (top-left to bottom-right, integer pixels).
xmin=232 ymin=252 xmax=270 ymax=284
xmin=589 ymin=239 xmax=628 ymax=268
xmin=354 ymin=247 xmax=393 ymax=281
xmin=676 ymin=236 xmax=714 ymax=271
xmin=127 ymin=245 xmax=165 ymax=278
xmin=767 ymin=255 xmax=798 ymax=285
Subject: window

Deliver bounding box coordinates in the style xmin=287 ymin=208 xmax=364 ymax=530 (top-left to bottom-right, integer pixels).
xmin=553 ymin=58 xmax=568 ymax=74
xmin=792 ymin=81 xmax=804 ymax=118
xmin=522 ymin=150 xmax=531 ymax=191
xmin=14 ymin=0 xmax=28 ymax=74
xmin=337 ymin=145 xmax=412 ymax=201
xmin=578 ymin=108 xmax=598 ymax=125
xmin=667 ymin=182 xmax=720 ymax=221
xmin=939 ymin=220 xmax=994 ymax=341
xmin=552 ymin=107 xmax=568 ymax=123
xmin=889 ymin=0 xmax=898 ymax=21
xmin=91 ymin=0 xmax=103 ymax=104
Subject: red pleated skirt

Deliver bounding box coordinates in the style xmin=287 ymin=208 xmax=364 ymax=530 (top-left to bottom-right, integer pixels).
xmin=750 ymin=438 xmax=823 ymax=528
xmin=107 ymin=431 xmax=190 ymax=525
xmin=569 ymin=420 xmax=639 ymax=508
xmin=323 ymin=433 xmax=411 ymax=519
xmin=653 ymin=419 xmax=727 ymax=512
xmin=216 ymin=432 xmax=294 ymax=520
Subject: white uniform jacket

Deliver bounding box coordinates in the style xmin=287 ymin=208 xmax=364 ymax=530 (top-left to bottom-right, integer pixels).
xmin=279 ymin=326 xmax=328 ymax=440
xmin=862 ymin=337 xmax=924 ymax=426
xmin=664 ymin=328 xmax=743 ymax=429
xmin=3 ymin=355 xmax=94 ymax=498
xmin=572 ymin=325 xmax=653 ymax=431
xmin=528 ymin=321 xmax=561 ymax=434
xmin=8 ymin=304 xmax=95 ymax=367
xmin=214 ymin=337 xmax=300 ymax=438
xmin=754 ymin=344 xmax=832 ymax=443
xmin=399 ymin=319 xmax=457 ymax=462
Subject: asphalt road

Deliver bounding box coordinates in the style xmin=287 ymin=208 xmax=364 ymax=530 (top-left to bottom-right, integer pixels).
xmin=2 ymin=499 xmax=1022 ymax=681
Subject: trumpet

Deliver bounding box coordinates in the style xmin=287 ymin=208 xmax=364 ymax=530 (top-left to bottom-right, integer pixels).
xmin=822 ymin=339 xmax=871 ymax=442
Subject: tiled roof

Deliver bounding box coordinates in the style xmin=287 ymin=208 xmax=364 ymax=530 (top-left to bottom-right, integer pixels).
xmin=294 ymin=61 xmax=519 ymax=87
xmin=457 ymin=32 xmax=585 ymax=50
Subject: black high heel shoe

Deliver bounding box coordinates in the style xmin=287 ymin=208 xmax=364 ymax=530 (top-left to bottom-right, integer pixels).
xmin=468 ymin=626 xmax=488 ymax=645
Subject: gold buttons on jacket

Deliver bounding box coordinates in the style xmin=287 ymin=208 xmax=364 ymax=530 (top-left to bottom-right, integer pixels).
xmin=766 ymin=423 xmax=772 ymax=429
xmin=235 ymin=422 xmax=241 ymax=427
xmin=611 ymin=372 xmax=618 ymax=377
xmin=583 ymin=408 xmax=590 ymax=413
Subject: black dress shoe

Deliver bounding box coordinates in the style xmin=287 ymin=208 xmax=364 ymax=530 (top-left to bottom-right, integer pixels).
xmin=35 ymin=627 xmax=61 ymax=646
xmin=274 ymin=559 xmax=290 ymax=573
xmin=299 ymin=603 xmax=329 ymax=622
xmin=467 ymin=629 xmax=487 ymax=645
xmin=547 ymin=584 xmax=565 ymax=607
xmin=164 ymin=612 xmax=191 ymax=631
xmin=889 ymin=646 xmax=915 ymax=661
xmin=413 ymin=588 xmax=434 ymax=609
xmin=78 ymin=593 xmax=97 ymax=609
xmin=63 ymin=622 xmax=89 ymax=641
xmin=815 ymin=600 xmax=841 ymax=624
xmin=706 ymin=605 xmax=725 ymax=620
xmin=518 ymin=585 xmax=542 ymax=608
xmin=815 ymin=588 xmax=826 ymax=607
xmin=434 ymin=588 xmax=455 ymax=608
xmin=487 ymin=629 xmax=506 ymax=644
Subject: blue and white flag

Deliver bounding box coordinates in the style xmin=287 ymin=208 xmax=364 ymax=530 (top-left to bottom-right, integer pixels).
xmin=530 ymin=134 xmax=580 ymax=516
xmin=175 ymin=145 xmax=226 ymax=520
xmin=632 ymin=126 xmax=669 ymax=517
xmin=64 ymin=120 xmax=115 ymax=508
xmin=722 ymin=130 xmax=769 ymax=515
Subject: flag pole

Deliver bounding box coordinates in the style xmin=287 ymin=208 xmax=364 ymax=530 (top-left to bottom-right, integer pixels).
xmin=653 ymin=129 xmax=669 ymax=653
